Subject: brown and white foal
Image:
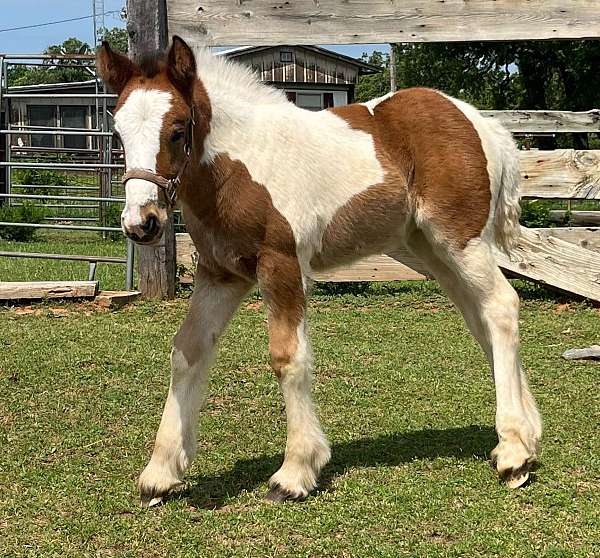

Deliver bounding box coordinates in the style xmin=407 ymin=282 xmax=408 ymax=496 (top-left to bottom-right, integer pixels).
xmin=97 ymin=37 xmax=541 ymax=504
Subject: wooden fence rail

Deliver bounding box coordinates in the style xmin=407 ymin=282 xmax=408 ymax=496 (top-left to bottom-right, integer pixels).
xmin=169 ymin=1 xmax=600 ymax=46
xmin=176 ymin=226 xmax=600 ymax=301
xmin=481 ymin=110 xmax=600 ymax=134
xmin=519 ymin=150 xmax=600 ymax=199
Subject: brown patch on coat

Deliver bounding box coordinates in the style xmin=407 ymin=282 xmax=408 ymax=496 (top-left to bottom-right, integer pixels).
xmin=329 ymin=88 xmax=491 ymax=249
xmin=258 ymin=250 xmax=305 ymax=377
xmin=179 ymin=154 xmax=305 ymax=376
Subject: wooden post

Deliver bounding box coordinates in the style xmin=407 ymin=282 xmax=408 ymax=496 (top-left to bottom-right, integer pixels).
xmin=126 ymin=0 xmax=176 ymax=298
xmin=389 ymin=44 xmax=397 ymax=93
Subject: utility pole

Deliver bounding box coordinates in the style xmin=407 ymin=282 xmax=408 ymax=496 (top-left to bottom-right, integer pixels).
xmin=389 ymin=44 xmax=397 ymax=92
xmin=92 ymin=0 xmax=105 ymax=47
xmin=126 ymin=0 xmax=176 ymax=299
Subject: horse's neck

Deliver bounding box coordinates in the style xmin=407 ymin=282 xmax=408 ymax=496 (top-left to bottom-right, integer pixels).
xmin=201 ymin=96 xmax=303 ymax=168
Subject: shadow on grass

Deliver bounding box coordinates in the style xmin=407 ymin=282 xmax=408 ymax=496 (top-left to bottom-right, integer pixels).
xmin=184 ymin=424 xmax=496 ymax=509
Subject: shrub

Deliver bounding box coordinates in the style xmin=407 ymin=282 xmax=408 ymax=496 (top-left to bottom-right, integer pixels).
xmin=519 ymin=200 xmax=553 ymax=228
xmin=104 ymin=202 xmax=124 ymax=241
xmin=0 ymin=202 xmax=46 ymax=241
xmin=12 ymin=169 xmax=71 ymax=195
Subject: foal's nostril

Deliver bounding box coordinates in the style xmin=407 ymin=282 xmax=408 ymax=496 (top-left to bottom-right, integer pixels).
xmin=142 ymin=214 xmax=159 ymax=236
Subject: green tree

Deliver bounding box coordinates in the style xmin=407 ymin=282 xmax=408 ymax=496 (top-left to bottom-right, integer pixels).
xmin=381 ymin=40 xmax=600 ymax=149
xmin=354 ymin=51 xmax=390 ymax=102
xmin=98 ymin=27 xmax=128 ymax=53
xmin=7 ymin=28 xmax=128 ymax=86
xmin=7 ymin=37 xmax=92 ymax=86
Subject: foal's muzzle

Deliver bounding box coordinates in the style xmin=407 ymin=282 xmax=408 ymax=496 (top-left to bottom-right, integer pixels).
xmin=123 ymin=204 xmax=166 ymax=245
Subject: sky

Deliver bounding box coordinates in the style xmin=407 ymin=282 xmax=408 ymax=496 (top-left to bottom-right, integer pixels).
xmin=0 ymin=0 xmax=388 ymax=59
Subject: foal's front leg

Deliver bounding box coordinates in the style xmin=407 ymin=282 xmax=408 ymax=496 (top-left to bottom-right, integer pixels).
xmin=138 ymin=268 xmax=250 ymax=505
xmin=258 ymin=251 xmax=331 ymax=501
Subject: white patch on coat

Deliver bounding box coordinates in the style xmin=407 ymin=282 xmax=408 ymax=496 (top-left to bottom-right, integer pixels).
xmin=269 ymin=318 xmax=331 ymax=496
xmin=138 ymin=275 xmax=251 ymax=500
xmin=440 ymin=93 xmax=521 ymax=253
xmin=114 ymin=89 xmax=172 ymax=228
xmin=193 ymin=49 xmax=385 ymax=275
xmin=361 ymin=91 xmax=395 ymax=115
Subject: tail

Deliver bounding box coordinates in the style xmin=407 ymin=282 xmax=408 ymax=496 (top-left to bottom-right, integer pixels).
xmin=492 ymin=126 xmax=522 ymax=254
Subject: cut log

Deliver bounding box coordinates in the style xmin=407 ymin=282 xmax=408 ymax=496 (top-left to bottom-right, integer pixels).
xmin=0 ymin=281 xmax=98 ymax=301
xmin=562 ymin=346 xmax=600 ymax=361
xmin=495 ymin=227 xmax=600 ymax=302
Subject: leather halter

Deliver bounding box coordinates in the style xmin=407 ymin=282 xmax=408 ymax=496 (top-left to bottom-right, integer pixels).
xmin=121 ymin=106 xmax=195 ymax=208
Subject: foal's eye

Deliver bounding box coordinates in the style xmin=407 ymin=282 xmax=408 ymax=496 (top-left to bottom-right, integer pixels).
xmin=170 ymin=130 xmax=184 ymax=143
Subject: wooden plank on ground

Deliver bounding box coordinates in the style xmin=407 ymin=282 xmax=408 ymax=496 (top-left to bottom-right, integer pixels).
xmin=0 ymin=281 xmax=98 ymax=301
xmin=169 ymin=1 xmax=600 ymax=46
xmin=519 ymin=150 xmax=600 ymax=199
xmin=482 ymin=110 xmax=600 ymax=134
xmin=495 ymin=227 xmax=600 ymax=302
xmin=532 ymin=227 xmax=600 ymax=253
xmin=95 ymin=290 xmax=141 ymax=308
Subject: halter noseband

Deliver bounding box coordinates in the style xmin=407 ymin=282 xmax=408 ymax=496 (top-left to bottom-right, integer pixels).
xmin=121 ymin=106 xmax=195 ymax=208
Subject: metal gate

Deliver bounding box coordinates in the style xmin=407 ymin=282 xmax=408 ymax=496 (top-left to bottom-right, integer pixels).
xmin=0 ymin=53 xmax=134 ymax=290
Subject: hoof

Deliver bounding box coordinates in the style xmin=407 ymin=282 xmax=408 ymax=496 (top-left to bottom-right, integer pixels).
xmin=141 ymin=495 xmax=164 ymax=508
xmin=505 ymin=470 xmax=530 ymax=489
xmin=491 ymin=442 xmax=535 ymax=489
xmin=265 ymin=483 xmax=306 ymax=503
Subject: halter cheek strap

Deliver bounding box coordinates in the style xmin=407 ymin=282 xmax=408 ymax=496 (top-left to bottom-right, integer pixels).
xmin=121 ymin=106 xmax=195 ymax=208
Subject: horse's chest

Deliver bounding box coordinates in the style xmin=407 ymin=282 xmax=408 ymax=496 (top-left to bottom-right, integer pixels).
xmin=188 ymin=219 xmax=259 ymax=280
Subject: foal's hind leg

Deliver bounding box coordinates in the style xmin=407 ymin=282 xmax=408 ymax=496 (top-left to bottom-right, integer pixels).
xmin=138 ymin=268 xmax=250 ymax=505
xmin=258 ymin=251 xmax=331 ymax=501
xmin=405 ymin=230 xmax=541 ymax=487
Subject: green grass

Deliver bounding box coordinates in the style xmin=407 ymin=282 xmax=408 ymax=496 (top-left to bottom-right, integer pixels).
xmin=0 ymin=282 xmax=599 ymax=557
xmin=0 ymin=231 xmax=131 ymax=291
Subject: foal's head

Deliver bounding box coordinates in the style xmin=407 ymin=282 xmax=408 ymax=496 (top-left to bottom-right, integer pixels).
xmin=97 ymin=37 xmax=206 ymax=244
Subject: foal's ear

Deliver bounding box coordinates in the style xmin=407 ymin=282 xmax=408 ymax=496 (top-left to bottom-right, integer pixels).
xmin=96 ymin=41 xmax=137 ymax=95
xmin=167 ymin=36 xmax=197 ymax=102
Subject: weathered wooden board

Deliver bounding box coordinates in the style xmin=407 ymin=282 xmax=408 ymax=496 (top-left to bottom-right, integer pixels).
xmin=519 ymin=150 xmax=600 ymax=199
xmin=562 ymin=345 xmax=600 ymax=360
xmin=177 ymin=229 xmax=600 ymax=301
xmin=495 ymin=227 xmax=600 ymax=302
xmin=309 ymin=254 xmax=429 ymax=283
xmin=0 ymin=281 xmax=98 ymax=301
xmin=95 ymin=290 xmax=141 ymax=308
xmin=482 ymin=110 xmax=600 ymax=134
xmin=531 ymin=227 xmax=600 ymax=253
xmin=176 ymin=234 xmax=429 ymax=282
xmin=168 ymin=0 xmax=600 ymax=46
xmin=548 ymin=211 xmax=600 ymax=226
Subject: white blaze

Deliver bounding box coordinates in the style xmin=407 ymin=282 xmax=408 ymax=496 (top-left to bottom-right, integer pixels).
xmin=114 ymin=89 xmax=172 ymax=228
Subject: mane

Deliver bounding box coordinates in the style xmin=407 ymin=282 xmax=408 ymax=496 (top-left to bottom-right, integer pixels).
xmin=193 ymin=48 xmax=289 ymax=107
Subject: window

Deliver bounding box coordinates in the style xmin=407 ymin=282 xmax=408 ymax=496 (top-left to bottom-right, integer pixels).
xmin=280 ymin=51 xmax=293 ymax=63
xmin=60 ymin=106 xmax=87 ymax=149
xmin=285 ymin=91 xmax=297 ymax=103
xmin=28 ymin=105 xmax=56 ymax=147
xmin=296 ymin=93 xmax=322 ymax=111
